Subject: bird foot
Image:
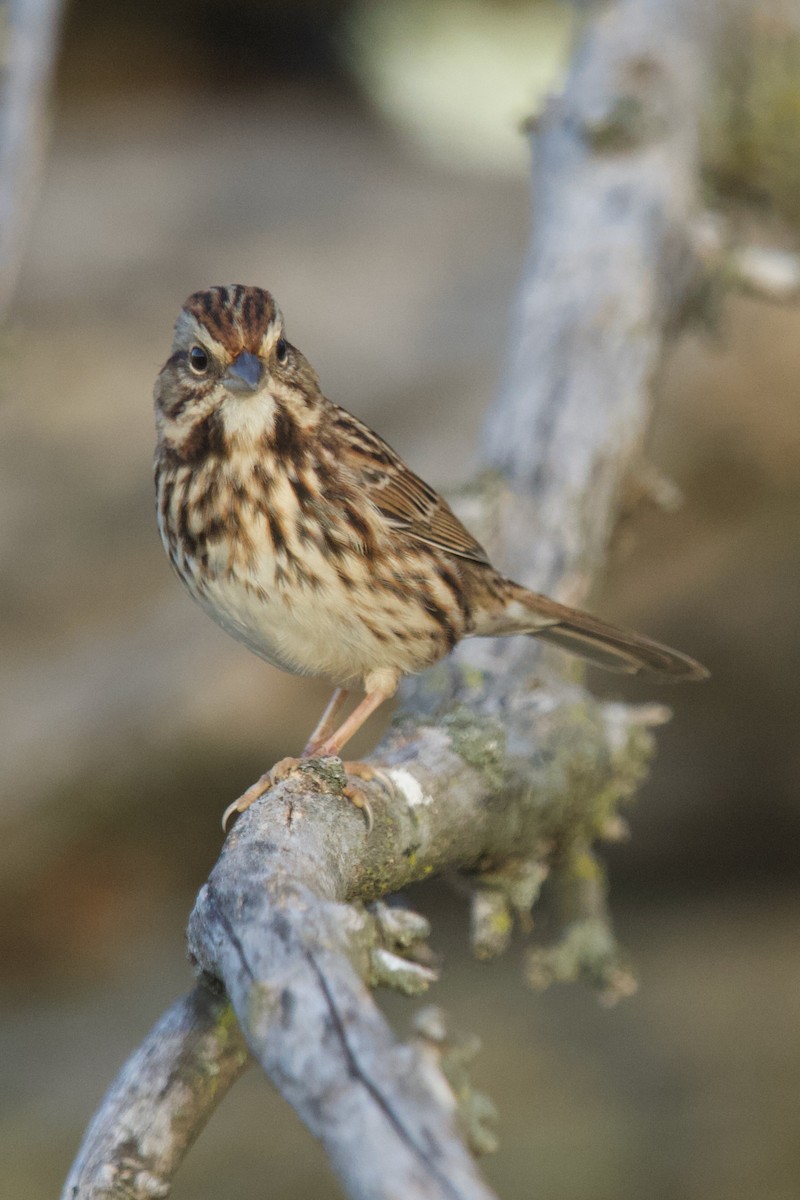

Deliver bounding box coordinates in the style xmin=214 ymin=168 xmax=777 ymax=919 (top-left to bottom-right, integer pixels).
xmin=339 ymin=761 xmax=378 ymax=835
xmin=222 ymin=757 xmax=383 ymax=834
xmin=221 ymin=756 xmax=302 ymax=831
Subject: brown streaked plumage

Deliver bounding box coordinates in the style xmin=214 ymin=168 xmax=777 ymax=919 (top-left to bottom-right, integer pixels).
xmin=153 ymin=285 xmax=708 ymax=824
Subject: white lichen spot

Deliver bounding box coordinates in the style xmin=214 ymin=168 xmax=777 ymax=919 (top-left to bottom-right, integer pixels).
xmin=386 ymin=767 xmax=432 ymax=808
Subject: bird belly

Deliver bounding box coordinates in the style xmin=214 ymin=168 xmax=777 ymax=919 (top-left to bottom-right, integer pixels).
xmin=161 ymin=464 xmax=465 ymax=687
xmin=186 ymin=546 xmax=440 ymax=688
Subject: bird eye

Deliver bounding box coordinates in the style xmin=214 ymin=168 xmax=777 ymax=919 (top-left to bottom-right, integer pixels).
xmin=188 ymin=345 xmax=209 ymax=374
xmin=276 ymin=337 xmax=288 ymax=364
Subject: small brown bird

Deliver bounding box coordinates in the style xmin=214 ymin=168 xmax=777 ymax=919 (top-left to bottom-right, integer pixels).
xmin=154 ymin=285 xmax=707 ymax=824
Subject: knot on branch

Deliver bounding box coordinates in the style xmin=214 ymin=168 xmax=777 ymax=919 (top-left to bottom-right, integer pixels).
xmin=526 ymin=842 xmax=639 ymax=1006
xmin=469 ymin=857 xmax=550 ymax=961
xmin=526 ymin=916 xmax=639 ymax=1007
xmin=345 ymin=899 xmax=439 ymax=996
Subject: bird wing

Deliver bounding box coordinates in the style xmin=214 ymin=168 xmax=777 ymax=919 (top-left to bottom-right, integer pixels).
xmin=332 ymin=408 xmax=491 ymax=565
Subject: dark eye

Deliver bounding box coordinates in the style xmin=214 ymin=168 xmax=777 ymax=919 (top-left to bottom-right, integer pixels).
xmin=188 ymin=345 xmax=209 ymax=374
xmin=276 ymin=337 xmax=288 ymax=364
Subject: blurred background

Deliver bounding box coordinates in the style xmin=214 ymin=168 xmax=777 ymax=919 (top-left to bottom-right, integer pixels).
xmin=1 ymin=1 xmax=799 ymax=1197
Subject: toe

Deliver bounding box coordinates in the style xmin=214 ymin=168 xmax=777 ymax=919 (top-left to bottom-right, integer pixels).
xmin=270 ymin=756 xmax=303 ymax=783
xmin=343 ymin=783 xmax=374 ymax=835
xmin=221 ymin=756 xmax=303 ymax=831
xmin=343 ymin=762 xmax=374 ymax=783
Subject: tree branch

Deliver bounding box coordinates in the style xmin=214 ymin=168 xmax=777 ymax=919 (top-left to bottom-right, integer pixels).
xmin=61 ymin=987 xmax=250 ymax=1200
xmin=0 ymin=0 xmax=64 ymax=322
xmin=63 ymin=1 xmax=721 ymax=1197
xmin=484 ymin=0 xmax=713 ymax=601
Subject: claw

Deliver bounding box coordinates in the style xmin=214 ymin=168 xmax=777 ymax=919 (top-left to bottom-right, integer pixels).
xmin=221 ymin=756 xmax=302 ymax=831
xmin=221 ymin=756 xmax=383 ymax=835
xmin=221 ymin=797 xmax=241 ymax=833
xmin=345 ymin=762 xmax=392 ymax=794
xmin=341 ymin=761 xmax=391 ymax=834
xmin=343 ymin=781 xmax=374 ymax=835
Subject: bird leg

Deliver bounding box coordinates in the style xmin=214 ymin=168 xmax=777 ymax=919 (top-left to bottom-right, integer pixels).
xmin=222 ymin=682 xmax=394 ymax=833
xmin=313 ymin=684 xmax=393 ymax=758
xmin=310 ymin=684 xmax=396 ymax=833
xmin=223 ymin=689 xmax=349 ymax=829
xmin=302 ymin=687 xmax=349 ymax=755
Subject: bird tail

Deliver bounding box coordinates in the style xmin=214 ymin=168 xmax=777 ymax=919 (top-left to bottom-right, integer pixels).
xmin=483 ymin=580 xmax=708 ymax=681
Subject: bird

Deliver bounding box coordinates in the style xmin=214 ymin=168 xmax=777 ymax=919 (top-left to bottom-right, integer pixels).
xmin=153 ymin=284 xmax=708 ymax=828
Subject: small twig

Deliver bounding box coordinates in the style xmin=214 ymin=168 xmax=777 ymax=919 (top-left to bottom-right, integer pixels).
xmin=728 ymin=244 xmax=800 ymax=304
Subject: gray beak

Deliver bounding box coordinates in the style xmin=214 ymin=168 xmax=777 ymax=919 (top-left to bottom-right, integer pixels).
xmin=225 ymin=351 xmax=264 ymax=393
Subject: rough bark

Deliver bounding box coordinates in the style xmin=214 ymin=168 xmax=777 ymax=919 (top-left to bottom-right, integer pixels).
xmin=61 ymin=988 xmax=250 ymax=1200
xmin=484 ymin=0 xmax=711 ymax=601
xmin=63 ymin=1 xmax=720 ymax=1197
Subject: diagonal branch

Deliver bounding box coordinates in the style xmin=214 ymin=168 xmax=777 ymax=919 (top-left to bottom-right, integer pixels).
xmin=63 ymin=0 xmax=722 ymax=1197
xmin=185 ymin=682 xmax=653 ymax=1200
xmin=61 ymin=986 xmax=250 ymax=1200
xmin=484 ymin=0 xmax=713 ymax=599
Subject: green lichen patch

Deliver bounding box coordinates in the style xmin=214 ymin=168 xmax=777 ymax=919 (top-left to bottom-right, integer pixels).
xmin=210 ymin=999 xmax=242 ymax=1048
xmin=530 ymin=698 xmax=656 ymax=850
xmin=583 ymin=94 xmax=662 ymax=152
xmin=470 ymin=887 xmax=514 ymax=961
xmin=298 ymin=756 xmax=349 ymax=793
xmin=246 ymin=980 xmax=280 ymax=1033
xmin=526 ymin=916 xmax=638 ymax=1005
xmin=522 ymin=700 xmax=610 ymax=832
xmin=413 ymin=1006 xmax=499 ymax=1157
xmin=440 ymin=704 xmax=509 ymax=791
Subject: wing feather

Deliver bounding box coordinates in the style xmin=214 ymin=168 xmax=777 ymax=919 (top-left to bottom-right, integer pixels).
xmin=329 ymin=407 xmax=490 ymax=565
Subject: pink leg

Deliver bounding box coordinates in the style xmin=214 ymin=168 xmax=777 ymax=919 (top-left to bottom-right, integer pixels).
xmin=303 ymin=688 xmax=349 ymax=756
xmin=315 ymin=687 xmax=393 ymax=758
xmin=222 ymin=682 xmax=394 ymax=834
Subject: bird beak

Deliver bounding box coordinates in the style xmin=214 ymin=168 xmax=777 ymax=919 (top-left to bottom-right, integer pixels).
xmin=224 ymin=351 xmax=264 ymax=393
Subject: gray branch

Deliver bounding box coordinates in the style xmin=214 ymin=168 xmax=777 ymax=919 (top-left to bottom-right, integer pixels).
xmin=485 ymin=0 xmax=713 ymax=599
xmin=63 ymin=1 xmax=721 ymax=1197
xmin=61 ymin=987 xmax=250 ymax=1200
xmin=0 ymin=0 xmax=64 ymax=321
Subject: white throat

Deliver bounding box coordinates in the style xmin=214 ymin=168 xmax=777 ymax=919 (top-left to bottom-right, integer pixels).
xmin=220 ymin=389 xmax=277 ymax=446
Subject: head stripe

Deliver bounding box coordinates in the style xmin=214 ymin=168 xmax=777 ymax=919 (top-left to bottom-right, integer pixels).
xmin=181 ymin=285 xmax=281 ymax=354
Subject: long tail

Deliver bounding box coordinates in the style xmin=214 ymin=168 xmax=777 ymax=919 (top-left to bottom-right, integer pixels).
xmin=482 ymin=579 xmax=709 ymax=681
